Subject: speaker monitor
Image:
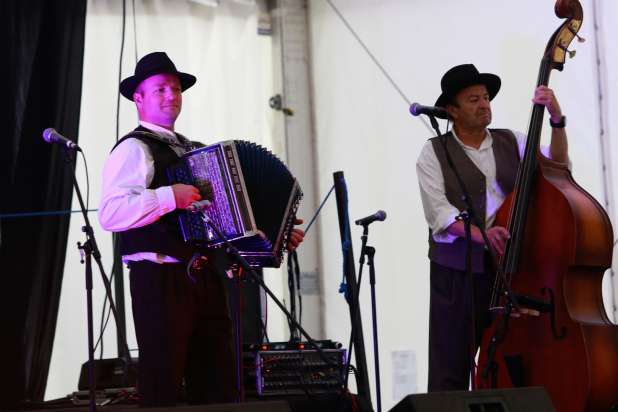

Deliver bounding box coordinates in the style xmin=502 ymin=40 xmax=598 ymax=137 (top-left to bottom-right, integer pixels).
xmin=389 ymin=387 xmax=555 ymax=412
xmin=77 ymin=357 xmax=137 ymax=390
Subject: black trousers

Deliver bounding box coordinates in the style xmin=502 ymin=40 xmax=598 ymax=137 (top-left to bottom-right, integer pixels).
xmin=129 ymin=260 xmax=236 ymax=406
xmin=427 ymin=260 xmax=494 ymax=391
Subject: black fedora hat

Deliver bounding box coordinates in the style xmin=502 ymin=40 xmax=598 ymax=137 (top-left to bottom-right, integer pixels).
xmin=434 ymin=64 xmax=501 ymax=108
xmin=119 ymin=51 xmax=196 ymax=101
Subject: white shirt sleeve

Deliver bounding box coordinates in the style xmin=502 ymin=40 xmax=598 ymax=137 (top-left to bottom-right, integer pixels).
xmin=512 ymin=129 xmax=570 ymax=168
xmin=416 ymin=140 xmax=461 ymax=242
xmin=98 ymin=138 xmax=177 ymax=232
xmin=513 ymin=130 xmax=528 ymax=159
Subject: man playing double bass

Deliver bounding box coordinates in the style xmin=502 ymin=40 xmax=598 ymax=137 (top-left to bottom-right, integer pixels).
xmin=416 ymin=63 xmax=569 ymax=391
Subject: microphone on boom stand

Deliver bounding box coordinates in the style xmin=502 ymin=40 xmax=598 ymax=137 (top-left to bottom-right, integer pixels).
xmin=409 ymin=103 xmax=449 ymax=119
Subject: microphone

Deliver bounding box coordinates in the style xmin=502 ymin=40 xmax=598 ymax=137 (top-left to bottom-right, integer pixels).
xmin=409 ymin=103 xmax=449 ymax=120
xmin=42 ymin=128 xmax=81 ymax=151
xmin=355 ymin=210 xmax=387 ymax=226
xmin=187 ymin=199 xmax=211 ymax=213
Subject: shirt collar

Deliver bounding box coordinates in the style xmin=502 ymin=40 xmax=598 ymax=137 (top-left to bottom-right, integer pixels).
xmin=451 ymin=128 xmax=492 ymax=151
xmin=139 ymin=120 xmax=178 ymax=142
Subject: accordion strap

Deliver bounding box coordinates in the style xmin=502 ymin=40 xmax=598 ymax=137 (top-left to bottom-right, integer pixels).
xmin=120 ymin=129 xmax=203 ymax=153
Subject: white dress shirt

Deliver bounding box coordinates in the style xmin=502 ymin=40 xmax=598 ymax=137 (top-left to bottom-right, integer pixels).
xmin=98 ymin=121 xmax=184 ymax=263
xmin=416 ymin=129 xmax=553 ymax=243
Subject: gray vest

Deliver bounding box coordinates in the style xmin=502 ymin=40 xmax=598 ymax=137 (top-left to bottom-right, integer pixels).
xmin=428 ymin=128 xmax=520 ymax=272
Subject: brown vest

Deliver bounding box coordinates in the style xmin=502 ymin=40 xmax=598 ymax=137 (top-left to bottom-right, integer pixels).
xmin=427 ymin=128 xmax=520 ymax=272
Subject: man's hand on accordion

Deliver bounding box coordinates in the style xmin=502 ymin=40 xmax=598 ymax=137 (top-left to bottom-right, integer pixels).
xmin=172 ymin=183 xmax=202 ymax=209
xmin=287 ymin=218 xmax=305 ymax=252
xmin=194 ymin=179 xmax=214 ymax=202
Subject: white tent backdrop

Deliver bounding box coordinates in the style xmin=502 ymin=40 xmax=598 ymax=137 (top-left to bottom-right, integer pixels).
xmin=308 ymin=0 xmax=617 ymax=409
xmin=46 ymin=0 xmax=618 ymax=410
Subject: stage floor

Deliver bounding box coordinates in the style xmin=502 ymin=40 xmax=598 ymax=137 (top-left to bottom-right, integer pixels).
xmin=19 ymin=400 xmax=290 ymax=412
xmin=17 ymin=393 xmax=368 ymax=412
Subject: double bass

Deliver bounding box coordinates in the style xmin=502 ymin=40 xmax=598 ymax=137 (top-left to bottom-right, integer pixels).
xmin=476 ymin=1 xmax=618 ymax=411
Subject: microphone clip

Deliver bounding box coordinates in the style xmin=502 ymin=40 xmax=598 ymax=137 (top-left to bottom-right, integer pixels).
xmin=187 ymin=200 xmax=211 ymax=213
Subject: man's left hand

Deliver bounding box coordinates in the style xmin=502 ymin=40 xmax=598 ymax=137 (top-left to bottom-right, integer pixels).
xmin=287 ymin=218 xmax=305 ymax=252
xmin=533 ymin=85 xmax=562 ymax=122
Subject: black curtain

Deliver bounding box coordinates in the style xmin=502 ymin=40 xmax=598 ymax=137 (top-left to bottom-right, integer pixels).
xmin=0 ymin=0 xmax=87 ymax=408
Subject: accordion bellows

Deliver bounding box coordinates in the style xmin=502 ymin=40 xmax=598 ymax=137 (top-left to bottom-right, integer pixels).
xmin=168 ymin=140 xmax=302 ymax=268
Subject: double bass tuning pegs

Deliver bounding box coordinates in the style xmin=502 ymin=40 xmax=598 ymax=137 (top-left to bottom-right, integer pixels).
xmin=559 ymin=43 xmax=577 ymax=59
xmin=568 ymin=25 xmax=586 ymax=43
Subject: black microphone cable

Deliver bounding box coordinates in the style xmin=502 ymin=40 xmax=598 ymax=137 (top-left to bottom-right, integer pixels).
xmin=325 ymin=0 xmax=434 ymax=134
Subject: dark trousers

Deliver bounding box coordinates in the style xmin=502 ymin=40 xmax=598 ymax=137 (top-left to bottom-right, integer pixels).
xmin=129 ymin=260 xmax=236 ymax=406
xmin=427 ymin=260 xmax=493 ymax=392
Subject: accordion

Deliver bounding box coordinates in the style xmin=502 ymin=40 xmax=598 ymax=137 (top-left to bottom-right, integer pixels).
xmin=167 ymin=140 xmax=302 ymax=268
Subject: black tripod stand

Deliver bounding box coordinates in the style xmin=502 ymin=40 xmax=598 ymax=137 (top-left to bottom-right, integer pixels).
xmin=62 ymin=148 xmax=132 ymax=411
xmin=358 ymin=222 xmax=383 ymax=412
xmin=190 ymin=204 xmax=342 ymax=403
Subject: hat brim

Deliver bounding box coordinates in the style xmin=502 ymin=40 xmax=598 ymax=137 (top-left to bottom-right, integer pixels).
xmin=120 ymin=71 xmax=196 ymax=101
xmin=435 ymin=73 xmax=501 ymax=108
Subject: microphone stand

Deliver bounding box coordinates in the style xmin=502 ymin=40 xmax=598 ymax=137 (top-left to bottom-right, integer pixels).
xmin=359 ymin=223 xmax=382 ymax=412
xmin=193 ymin=208 xmax=343 ymax=401
xmin=425 ymin=115 xmax=520 ymax=389
xmin=287 ymin=251 xmax=301 ymax=342
xmin=459 ymin=209 xmax=476 ymax=389
xmin=231 ymin=265 xmax=244 ymax=403
xmin=62 ymin=148 xmax=132 ymax=411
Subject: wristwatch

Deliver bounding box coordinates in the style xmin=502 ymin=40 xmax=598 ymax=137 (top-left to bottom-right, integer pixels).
xmin=549 ymin=115 xmax=566 ymax=128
